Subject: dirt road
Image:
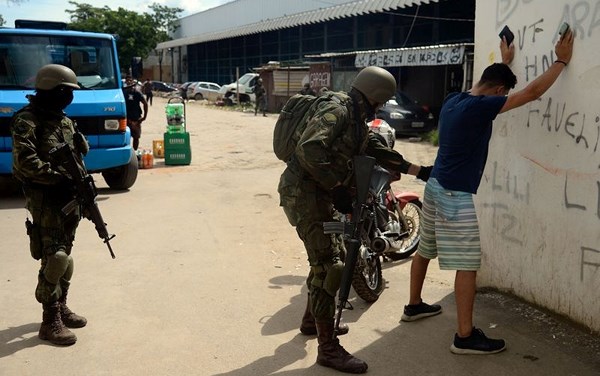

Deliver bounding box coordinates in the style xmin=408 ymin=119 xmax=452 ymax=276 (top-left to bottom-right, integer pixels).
xmin=1 ymin=96 xmax=598 ymax=376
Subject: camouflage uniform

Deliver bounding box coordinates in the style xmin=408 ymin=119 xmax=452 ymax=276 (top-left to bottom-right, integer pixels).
xmin=278 ymin=92 xmax=412 ymax=321
xmin=11 ymin=100 xmax=88 ymax=305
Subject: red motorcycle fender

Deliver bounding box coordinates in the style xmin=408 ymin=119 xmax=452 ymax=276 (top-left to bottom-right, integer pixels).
xmin=385 ymin=191 xmax=421 ymax=210
xmin=395 ymin=191 xmax=421 ymax=206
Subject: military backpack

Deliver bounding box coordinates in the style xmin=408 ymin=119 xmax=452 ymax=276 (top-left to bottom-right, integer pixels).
xmin=273 ymin=91 xmax=351 ymax=162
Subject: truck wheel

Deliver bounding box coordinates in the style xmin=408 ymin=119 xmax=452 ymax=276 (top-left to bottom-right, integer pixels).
xmin=102 ymin=149 xmax=138 ymax=190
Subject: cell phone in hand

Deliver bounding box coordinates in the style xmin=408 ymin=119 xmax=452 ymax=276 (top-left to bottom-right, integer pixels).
xmin=499 ymin=25 xmax=514 ymax=46
xmin=559 ymin=22 xmax=570 ymax=35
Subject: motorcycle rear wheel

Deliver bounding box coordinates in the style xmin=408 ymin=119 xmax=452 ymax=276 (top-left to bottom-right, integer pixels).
xmin=352 ymin=249 xmax=384 ymax=303
xmin=386 ymin=200 xmax=423 ymax=261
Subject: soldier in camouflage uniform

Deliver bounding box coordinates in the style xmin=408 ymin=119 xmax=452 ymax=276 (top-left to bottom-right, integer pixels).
xmin=278 ymin=66 xmax=432 ymax=374
xmin=11 ymin=64 xmax=89 ymax=346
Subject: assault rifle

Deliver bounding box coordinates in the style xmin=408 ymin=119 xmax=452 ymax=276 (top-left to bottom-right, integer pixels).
xmin=323 ymin=155 xmax=375 ymax=338
xmin=49 ymin=142 xmax=116 ymax=259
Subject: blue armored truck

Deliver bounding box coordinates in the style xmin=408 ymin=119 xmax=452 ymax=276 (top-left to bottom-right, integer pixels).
xmin=0 ymin=20 xmax=137 ymax=189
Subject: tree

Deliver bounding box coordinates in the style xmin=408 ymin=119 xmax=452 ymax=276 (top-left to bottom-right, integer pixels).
xmin=2 ymin=0 xmax=32 ymax=27
xmin=66 ymin=1 xmax=182 ymax=72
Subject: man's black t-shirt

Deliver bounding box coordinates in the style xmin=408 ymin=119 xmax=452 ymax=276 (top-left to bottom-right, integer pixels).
xmin=124 ymin=89 xmax=144 ymax=120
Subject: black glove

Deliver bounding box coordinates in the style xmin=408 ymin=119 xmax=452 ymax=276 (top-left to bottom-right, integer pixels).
xmin=416 ymin=166 xmax=433 ymax=182
xmin=331 ymin=186 xmax=353 ymax=214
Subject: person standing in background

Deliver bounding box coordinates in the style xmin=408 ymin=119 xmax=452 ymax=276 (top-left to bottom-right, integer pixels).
xmin=142 ymin=78 xmax=153 ymax=106
xmin=123 ymin=75 xmax=148 ymax=151
xmin=300 ymin=82 xmax=316 ymax=96
xmin=253 ymin=78 xmax=267 ymax=117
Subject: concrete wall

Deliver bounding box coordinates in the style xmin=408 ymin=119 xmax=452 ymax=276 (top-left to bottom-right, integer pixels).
xmin=474 ymin=0 xmax=600 ymax=332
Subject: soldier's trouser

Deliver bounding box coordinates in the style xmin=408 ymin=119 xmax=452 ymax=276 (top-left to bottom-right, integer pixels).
xmin=24 ymin=187 xmax=80 ymax=305
xmin=279 ymin=170 xmax=345 ymax=320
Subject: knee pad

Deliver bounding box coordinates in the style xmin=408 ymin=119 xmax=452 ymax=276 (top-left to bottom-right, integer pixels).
xmin=43 ymin=251 xmax=73 ymax=285
xmin=310 ymin=260 xmax=345 ymax=297
xmin=322 ymin=260 xmax=344 ymax=297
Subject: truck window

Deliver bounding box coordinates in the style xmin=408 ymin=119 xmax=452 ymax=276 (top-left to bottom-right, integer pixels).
xmin=0 ymin=34 xmax=118 ymax=90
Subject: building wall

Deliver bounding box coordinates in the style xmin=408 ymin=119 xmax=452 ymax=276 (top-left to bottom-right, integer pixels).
xmin=185 ymin=1 xmax=474 ymax=87
xmin=475 ymin=0 xmax=600 ymax=332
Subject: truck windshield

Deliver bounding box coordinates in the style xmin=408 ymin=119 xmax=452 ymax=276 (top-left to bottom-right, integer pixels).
xmin=0 ymin=34 xmax=118 ymax=90
xmin=237 ymin=73 xmax=255 ymax=86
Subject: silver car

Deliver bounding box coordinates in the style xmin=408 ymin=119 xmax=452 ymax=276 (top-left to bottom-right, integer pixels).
xmin=187 ymin=81 xmax=222 ymax=101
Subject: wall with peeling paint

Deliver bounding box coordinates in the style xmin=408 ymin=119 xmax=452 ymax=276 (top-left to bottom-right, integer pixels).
xmin=475 ymin=0 xmax=600 ymax=332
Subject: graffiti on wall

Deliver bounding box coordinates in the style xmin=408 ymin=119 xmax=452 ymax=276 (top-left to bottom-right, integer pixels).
xmin=498 ymin=0 xmax=600 ymax=155
xmin=497 ymin=0 xmax=600 ymax=39
xmin=525 ymin=98 xmax=600 ymax=155
xmin=581 ymin=246 xmax=600 ymax=281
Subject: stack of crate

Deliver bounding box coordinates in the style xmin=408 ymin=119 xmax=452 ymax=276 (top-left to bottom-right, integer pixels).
xmin=164 ymin=98 xmax=192 ymax=165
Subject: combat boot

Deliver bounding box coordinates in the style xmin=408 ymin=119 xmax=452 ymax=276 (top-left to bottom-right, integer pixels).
xmin=58 ymin=292 xmax=87 ymax=328
xmin=39 ymin=302 xmax=77 ymax=346
xmin=315 ymin=319 xmax=368 ymax=374
xmin=300 ymin=294 xmax=348 ymax=336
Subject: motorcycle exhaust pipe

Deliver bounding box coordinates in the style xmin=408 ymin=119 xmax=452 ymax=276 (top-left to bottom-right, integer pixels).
xmin=371 ymin=236 xmax=390 ymax=253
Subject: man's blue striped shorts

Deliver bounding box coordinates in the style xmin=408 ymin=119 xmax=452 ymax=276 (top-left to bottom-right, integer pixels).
xmin=417 ymin=178 xmax=481 ymax=271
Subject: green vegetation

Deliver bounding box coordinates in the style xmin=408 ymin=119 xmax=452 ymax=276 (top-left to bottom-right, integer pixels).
xmin=66 ymin=1 xmax=182 ymax=72
xmin=425 ymin=129 xmax=439 ymax=146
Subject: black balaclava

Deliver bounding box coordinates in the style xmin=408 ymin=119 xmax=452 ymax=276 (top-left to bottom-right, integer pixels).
xmin=35 ymin=85 xmax=74 ymax=111
xmin=349 ymin=88 xmax=377 ymax=122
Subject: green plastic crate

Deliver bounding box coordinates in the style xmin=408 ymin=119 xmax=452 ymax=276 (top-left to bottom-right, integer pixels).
xmin=164 ymin=131 xmax=190 ymax=148
xmin=164 ymin=149 xmax=192 ymax=165
xmin=164 ymin=132 xmax=192 ymax=165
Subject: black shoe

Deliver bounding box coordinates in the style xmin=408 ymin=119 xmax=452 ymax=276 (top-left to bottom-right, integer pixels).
xmin=450 ymin=327 xmax=506 ymax=355
xmin=400 ymin=301 xmax=442 ymax=322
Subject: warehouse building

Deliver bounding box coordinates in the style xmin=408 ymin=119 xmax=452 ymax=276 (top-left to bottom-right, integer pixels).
xmin=154 ymin=0 xmax=475 ymax=114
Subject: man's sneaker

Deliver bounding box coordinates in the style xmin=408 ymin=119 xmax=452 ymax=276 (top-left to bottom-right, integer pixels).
xmin=450 ymin=327 xmax=506 ymax=355
xmin=400 ymin=301 xmax=442 ymax=322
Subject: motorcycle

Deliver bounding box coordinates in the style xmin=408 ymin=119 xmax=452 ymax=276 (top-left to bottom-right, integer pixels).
xmin=348 ymin=119 xmax=423 ymax=303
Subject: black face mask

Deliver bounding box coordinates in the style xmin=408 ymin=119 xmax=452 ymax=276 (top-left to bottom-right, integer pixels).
xmin=36 ymin=86 xmax=74 ymax=111
xmin=364 ymin=101 xmax=377 ymax=121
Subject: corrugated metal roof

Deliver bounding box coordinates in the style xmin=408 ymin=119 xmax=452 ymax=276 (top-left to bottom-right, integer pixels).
xmin=158 ymin=0 xmax=440 ymax=49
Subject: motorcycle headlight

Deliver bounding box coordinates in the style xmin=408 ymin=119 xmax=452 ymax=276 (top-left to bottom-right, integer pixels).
xmin=428 ymin=113 xmax=434 ymax=120
xmin=390 ymin=112 xmax=404 ymax=119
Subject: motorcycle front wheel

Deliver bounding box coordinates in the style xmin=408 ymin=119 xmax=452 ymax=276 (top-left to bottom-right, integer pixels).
xmin=386 ymin=200 xmax=423 ymax=261
xmin=352 ymin=246 xmax=384 ymax=303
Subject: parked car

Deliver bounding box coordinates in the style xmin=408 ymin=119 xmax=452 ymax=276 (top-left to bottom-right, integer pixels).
xmin=151 ymin=81 xmax=177 ymax=92
xmin=376 ymin=91 xmax=436 ymax=136
xmin=187 ymin=81 xmax=222 ymax=101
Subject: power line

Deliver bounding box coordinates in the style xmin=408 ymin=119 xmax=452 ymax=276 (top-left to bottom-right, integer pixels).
xmin=384 ymin=11 xmax=474 ymax=22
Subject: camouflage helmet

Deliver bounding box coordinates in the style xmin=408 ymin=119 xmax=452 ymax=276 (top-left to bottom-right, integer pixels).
xmin=35 ymin=64 xmax=80 ymax=90
xmin=351 ymin=66 xmax=396 ymax=104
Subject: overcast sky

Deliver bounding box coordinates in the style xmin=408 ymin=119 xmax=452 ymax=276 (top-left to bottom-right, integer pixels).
xmin=2 ymin=0 xmax=234 ymax=27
